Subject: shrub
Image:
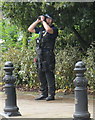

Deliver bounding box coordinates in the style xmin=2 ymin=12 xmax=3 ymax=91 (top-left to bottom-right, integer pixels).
xmin=1 ymin=46 xmax=39 ymax=88
xmin=83 ymin=44 xmax=95 ymax=90
xmin=1 ymin=44 xmax=94 ymax=91
xmin=55 ymin=45 xmax=83 ymax=89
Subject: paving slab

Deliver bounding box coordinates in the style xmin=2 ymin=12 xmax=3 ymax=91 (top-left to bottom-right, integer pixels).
xmin=0 ymin=91 xmax=94 ymax=119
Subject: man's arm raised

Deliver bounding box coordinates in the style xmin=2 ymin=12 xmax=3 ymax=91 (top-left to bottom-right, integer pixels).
xmin=28 ymin=19 xmax=41 ymax=33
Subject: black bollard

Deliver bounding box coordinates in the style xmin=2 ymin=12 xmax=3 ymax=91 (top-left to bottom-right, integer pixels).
xmin=3 ymin=61 xmax=21 ymax=117
xmin=73 ymin=61 xmax=91 ymax=120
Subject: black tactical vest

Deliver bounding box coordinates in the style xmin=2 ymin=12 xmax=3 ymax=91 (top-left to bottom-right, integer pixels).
xmin=35 ymin=25 xmax=58 ymax=51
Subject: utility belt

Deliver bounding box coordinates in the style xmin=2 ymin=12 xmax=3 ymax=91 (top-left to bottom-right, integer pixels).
xmin=42 ymin=48 xmax=53 ymax=52
xmin=36 ymin=47 xmax=53 ymax=55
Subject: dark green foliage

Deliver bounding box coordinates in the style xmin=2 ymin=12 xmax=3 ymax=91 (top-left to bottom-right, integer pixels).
xmin=1 ymin=2 xmax=94 ymax=49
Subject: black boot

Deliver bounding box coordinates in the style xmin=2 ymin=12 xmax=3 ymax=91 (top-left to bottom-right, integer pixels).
xmin=35 ymin=95 xmax=48 ymax=100
xmin=46 ymin=96 xmax=55 ymax=101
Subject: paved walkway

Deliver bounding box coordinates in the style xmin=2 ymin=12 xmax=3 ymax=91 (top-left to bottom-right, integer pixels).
xmin=0 ymin=91 xmax=94 ymax=119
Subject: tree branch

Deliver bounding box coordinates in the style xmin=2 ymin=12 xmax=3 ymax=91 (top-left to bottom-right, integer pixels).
xmin=72 ymin=26 xmax=88 ymax=51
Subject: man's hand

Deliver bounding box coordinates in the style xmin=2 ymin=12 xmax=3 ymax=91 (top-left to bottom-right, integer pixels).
xmin=28 ymin=16 xmax=44 ymax=33
xmin=36 ymin=15 xmax=45 ymax=22
xmin=36 ymin=17 xmax=42 ymax=23
xmin=28 ymin=18 xmax=40 ymax=33
xmin=40 ymin=16 xmax=45 ymax=21
xmin=40 ymin=16 xmax=53 ymax=34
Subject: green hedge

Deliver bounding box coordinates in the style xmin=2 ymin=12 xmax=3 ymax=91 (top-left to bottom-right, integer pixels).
xmin=1 ymin=44 xmax=95 ymax=90
xmin=55 ymin=45 xmax=83 ymax=89
xmin=83 ymin=45 xmax=95 ymax=90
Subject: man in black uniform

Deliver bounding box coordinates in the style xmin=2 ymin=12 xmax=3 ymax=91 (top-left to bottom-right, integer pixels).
xmin=28 ymin=14 xmax=58 ymax=101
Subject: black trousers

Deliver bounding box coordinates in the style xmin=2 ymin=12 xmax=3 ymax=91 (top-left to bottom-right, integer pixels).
xmin=36 ymin=50 xmax=55 ymax=97
xmin=38 ymin=69 xmax=55 ymax=97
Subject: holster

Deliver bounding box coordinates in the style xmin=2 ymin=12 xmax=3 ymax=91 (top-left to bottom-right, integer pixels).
xmin=35 ymin=48 xmax=43 ymax=70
